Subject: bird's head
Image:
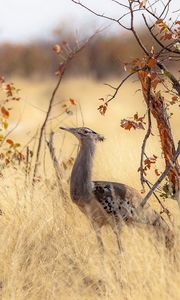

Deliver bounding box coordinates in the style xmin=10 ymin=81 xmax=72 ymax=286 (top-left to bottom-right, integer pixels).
xmin=60 ymin=127 xmax=105 ymax=143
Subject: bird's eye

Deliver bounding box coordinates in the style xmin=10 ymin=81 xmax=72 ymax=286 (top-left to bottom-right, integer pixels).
xmin=84 ymin=130 xmax=88 ymax=134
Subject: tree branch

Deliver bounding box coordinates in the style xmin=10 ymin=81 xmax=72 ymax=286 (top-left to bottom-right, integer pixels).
xmin=71 ymin=0 xmax=131 ymax=30
xmin=46 ymin=131 xmax=62 ymax=183
xmin=129 ymin=1 xmax=149 ymax=55
xmin=105 ymin=71 xmax=137 ymax=104
xmin=140 ymin=73 xmax=152 ymax=189
xmin=157 ymin=62 xmax=180 ymax=95
xmin=140 ymin=140 xmax=180 ymax=208
xmin=142 ymin=14 xmax=180 ymax=55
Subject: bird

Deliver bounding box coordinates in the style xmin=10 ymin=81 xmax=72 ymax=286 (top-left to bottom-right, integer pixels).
xmin=60 ymin=126 xmax=174 ymax=252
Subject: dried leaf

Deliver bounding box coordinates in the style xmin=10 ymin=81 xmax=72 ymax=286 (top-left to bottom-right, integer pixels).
xmin=98 ymin=104 xmax=107 ymax=115
xmin=1 ymin=106 xmax=9 ymax=119
xmin=155 ymin=169 xmax=160 ymax=176
xmin=52 ymin=44 xmax=61 ymax=54
xmin=147 ymin=57 xmax=157 ymax=68
xmin=6 ymin=139 xmax=14 ymax=145
xmin=69 ymin=98 xmax=76 ymax=105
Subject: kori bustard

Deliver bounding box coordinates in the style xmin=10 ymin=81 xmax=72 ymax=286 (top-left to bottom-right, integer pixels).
xmin=60 ymin=126 xmax=173 ymax=251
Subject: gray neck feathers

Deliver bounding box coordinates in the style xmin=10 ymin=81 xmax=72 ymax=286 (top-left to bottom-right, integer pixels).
xmin=70 ymin=139 xmax=95 ymax=203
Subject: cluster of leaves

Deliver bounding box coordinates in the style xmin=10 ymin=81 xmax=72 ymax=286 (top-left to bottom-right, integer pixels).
xmin=0 ymin=76 xmax=26 ymax=174
xmin=138 ymin=154 xmax=160 ymax=177
xmin=61 ymin=98 xmax=77 ymax=116
xmin=98 ymin=103 xmax=108 ymax=115
xmin=156 ymin=19 xmax=180 ymax=44
xmin=120 ymin=113 xmax=146 ymax=130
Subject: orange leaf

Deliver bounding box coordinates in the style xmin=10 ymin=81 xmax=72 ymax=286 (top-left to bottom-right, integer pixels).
xmin=172 ymin=96 xmax=178 ymax=102
xmin=155 ymin=169 xmax=160 ymax=176
xmin=6 ymin=139 xmax=14 ymax=145
xmin=147 ymin=57 xmax=157 ymax=68
xmin=1 ymin=106 xmax=9 ymax=119
xmin=69 ymin=98 xmax=76 ymax=105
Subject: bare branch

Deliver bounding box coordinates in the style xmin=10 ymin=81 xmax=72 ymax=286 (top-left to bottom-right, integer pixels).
xmin=129 ymin=1 xmax=149 ymax=55
xmin=71 ymin=0 xmax=131 ymax=30
xmin=157 ymin=62 xmax=180 ymax=95
xmin=145 ymin=180 xmax=173 ymax=223
xmin=159 ymin=0 xmax=172 ymax=19
xmin=46 ymin=131 xmax=62 ymax=183
xmin=140 ymin=73 xmax=152 ymax=189
xmin=105 ymin=72 xmax=137 ymax=104
xmin=111 ymin=0 xmax=129 ymax=9
xmin=140 ymin=140 xmax=180 ymax=208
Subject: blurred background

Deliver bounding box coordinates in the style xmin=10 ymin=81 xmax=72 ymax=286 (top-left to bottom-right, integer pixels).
xmin=0 ymin=0 xmax=179 ymax=79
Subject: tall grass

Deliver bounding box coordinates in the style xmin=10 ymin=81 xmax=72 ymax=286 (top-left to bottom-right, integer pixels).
xmin=0 ymin=77 xmax=179 ymax=299
xmin=0 ymin=168 xmax=180 ymax=300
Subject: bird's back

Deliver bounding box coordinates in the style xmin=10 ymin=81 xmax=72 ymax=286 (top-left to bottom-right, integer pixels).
xmin=92 ymin=180 xmax=170 ymax=230
xmin=93 ymin=180 xmax=141 ymax=221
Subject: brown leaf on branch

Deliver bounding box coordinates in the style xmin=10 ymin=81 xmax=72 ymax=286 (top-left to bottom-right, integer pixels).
xmin=155 ymin=168 xmax=160 ymax=176
xmin=52 ymin=44 xmax=61 ymax=54
xmin=160 ymin=32 xmax=172 ymax=41
xmin=1 ymin=107 xmax=9 ymax=119
xmin=147 ymin=57 xmax=157 ymax=68
xmin=98 ymin=104 xmax=107 ymax=115
xmin=170 ymin=95 xmax=178 ymax=105
xmin=6 ymin=139 xmax=14 ymax=145
xmin=120 ymin=119 xmax=145 ymax=130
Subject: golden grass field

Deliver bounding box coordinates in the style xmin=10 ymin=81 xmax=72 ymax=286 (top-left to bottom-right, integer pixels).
xmin=0 ymin=76 xmax=180 ymax=299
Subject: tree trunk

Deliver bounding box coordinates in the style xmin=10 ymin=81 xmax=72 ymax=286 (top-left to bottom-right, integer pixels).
xmin=138 ymin=70 xmax=180 ymax=196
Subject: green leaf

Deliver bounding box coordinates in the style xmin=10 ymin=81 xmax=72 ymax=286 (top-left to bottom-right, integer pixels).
xmin=3 ymin=121 xmax=8 ymax=129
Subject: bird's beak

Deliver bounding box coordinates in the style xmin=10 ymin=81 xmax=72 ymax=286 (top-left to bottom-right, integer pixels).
xmin=60 ymin=127 xmax=73 ymax=132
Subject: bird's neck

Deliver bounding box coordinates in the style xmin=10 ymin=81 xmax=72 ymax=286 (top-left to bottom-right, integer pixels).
xmin=70 ymin=140 xmax=95 ymax=203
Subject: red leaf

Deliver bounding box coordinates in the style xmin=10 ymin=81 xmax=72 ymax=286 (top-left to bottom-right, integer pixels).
xmin=1 ymin=107 xmax=9 ymax=119
xmin=120 ymin=119 xmax=135 ymax=130
xmin=69 ymin=98 xmax=76 ymax=105
xmin=147 ymin=57 xmax=157 ymax=68
xmin=172 ymin=96 xmax=178 ymax=102
xmin=6 ymin=139 xmax=14 ymax=145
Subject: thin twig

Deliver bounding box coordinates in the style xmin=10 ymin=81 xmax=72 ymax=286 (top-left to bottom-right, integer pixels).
xmin=140 ymin=140 xmax=180 ymax=208
xmin=140 ymin=73 xmax=152 ymax=190
xmin=105 ymin=72 xmax=137 ymax=104
xmin=111 ymin=0 xmax=129 ymax=9
xmin=46 ymin=131 xmax=62 ymax=183
xmin=129 ymin=1 xmax=149 ymax=55
xmin=32 ymin=32 xmax=98 ymax=183
xmin=71 ymin=0 xmax=131 ymax=30
xmin=157 ymin=62 xmax=180 ymax=95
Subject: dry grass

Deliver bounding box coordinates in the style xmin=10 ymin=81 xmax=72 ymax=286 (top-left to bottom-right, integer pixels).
xmin=0 ymin=77 xmax=180 ymax=299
